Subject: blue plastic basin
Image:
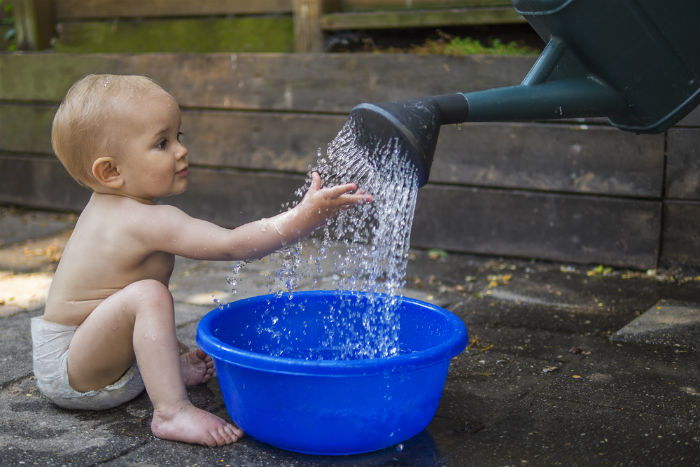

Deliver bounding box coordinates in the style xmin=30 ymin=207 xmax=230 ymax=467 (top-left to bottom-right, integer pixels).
xmin=196 ymin=291 xmax=468 ymax=455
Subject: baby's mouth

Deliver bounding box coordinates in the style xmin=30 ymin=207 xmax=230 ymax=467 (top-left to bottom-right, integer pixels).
xmin=176 ymin=166 xmax=189 ymax=176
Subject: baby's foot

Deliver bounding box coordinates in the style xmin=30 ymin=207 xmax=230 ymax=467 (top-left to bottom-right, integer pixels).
xmin=151 ymin=401 xmax=243 ymax=447
xmin=180 ymin=348 xmax=214 ymax=387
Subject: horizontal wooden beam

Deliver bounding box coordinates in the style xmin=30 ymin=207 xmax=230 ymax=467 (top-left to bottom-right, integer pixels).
xmin=0 ymin=52 xmax=535 ymax=110
xmin=0 ymin=104 xmax=664 ymax=198
xmin=54 ymin=17 xmax=294 ymax=53
xmin=340 ymin=1 xmax=514 ymax=11
xmin=55 ymin=0 xmax=293 ymax=20
xmin=0 ymin=153 xmax=304 ymax=226
xmin=321 ymin=7 xmax=525 ymax=30
xmin=0 ymin=154 xmax=90 ymax=211
xmin=0 ymin=153 xmax=662 ymax=268
xmin=412 ymin=184 xmax=661 ymax=269
xmin=432 ymin=122 xmax=664 ymax=198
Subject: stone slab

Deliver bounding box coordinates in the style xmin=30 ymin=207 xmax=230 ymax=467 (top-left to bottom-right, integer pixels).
xmin=439 ymin=396 xmax=699 ymax=467
xmin=0 ymin=310 xmax=40 ymax=387
xmin=611 ymin=299 xmax=700 ymax=350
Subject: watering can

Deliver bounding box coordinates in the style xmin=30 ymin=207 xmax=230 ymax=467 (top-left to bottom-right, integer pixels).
xmin=350 ymin=0 xmax=700 ymax=187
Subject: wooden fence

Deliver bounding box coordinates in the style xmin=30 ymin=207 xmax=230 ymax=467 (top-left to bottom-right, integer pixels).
xmin=12 ymin=0 xmax=526 ymax=52
xmin=1 ymin=52 xmax=698 ymax=269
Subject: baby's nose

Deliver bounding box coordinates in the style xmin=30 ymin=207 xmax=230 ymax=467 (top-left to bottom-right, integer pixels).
xmin=176 ymin=144 xmax=188 ymax=159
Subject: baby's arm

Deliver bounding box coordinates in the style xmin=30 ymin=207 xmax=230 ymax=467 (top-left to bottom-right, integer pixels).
xmin=233 ymin=172 xmax=371 ymax=254
xmin=146 ymin=172 xmax=370 ymax=261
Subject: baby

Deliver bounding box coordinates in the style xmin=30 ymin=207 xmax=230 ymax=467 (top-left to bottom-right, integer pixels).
xmin=32 ymin=74 xmax=370 ymax=447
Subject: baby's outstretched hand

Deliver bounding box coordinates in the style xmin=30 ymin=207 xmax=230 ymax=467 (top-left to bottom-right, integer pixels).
xmin=264 ymin=172 xmax=372 ymax=248
xmin=299 ymin=172 xmax=372 ymax=222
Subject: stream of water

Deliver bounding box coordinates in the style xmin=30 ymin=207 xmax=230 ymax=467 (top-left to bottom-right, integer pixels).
xmin=227 ymin=114 xmax=420 ymax=360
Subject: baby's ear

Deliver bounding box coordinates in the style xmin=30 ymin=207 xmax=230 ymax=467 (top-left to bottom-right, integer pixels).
xmin=91 ymin=156 xmax=124 ymax=189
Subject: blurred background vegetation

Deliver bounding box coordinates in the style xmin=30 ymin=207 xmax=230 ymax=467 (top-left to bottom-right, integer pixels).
xmin=0 ymin=0 xmax=540 ymax=55
xmin=0 ymin=0 xmax=16 ymax=51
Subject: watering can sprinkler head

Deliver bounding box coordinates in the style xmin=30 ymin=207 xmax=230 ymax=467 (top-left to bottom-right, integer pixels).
xmin=349 ymin=95 xmax=468 ymax=187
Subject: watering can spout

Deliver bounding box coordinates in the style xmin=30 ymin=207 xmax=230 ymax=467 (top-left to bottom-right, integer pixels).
xmin=349 ymin=77 xmax=626 ymax=187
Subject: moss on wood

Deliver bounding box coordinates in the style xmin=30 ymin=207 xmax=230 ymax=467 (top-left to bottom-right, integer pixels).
xmin=54 ymin=17 xmax=294 ymax=53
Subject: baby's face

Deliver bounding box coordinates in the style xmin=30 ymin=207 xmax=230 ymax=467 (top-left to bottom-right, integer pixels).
xmin=110 ymin=89 xmax=189 ymax=203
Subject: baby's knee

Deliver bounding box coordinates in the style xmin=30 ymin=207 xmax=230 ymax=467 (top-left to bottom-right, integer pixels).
xmin=127 ymin=279 xmax=173 ymax=310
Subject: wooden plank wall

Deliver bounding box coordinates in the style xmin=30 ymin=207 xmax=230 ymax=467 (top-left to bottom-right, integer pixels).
xmin=50 ymin=0 xmax=296 ymax=53
xmin=322 ymin=0 xmax=524 ymax=31
xmin=296 ymin=0 xmax=525 ymax=51
xmin=1 ymin=53 xmax=697 ymax=269
xmin=9 ymin=0 xmax=527 ymax=53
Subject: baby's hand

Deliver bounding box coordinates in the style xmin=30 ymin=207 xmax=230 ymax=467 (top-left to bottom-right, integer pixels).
xmin=299 ymin=172 xmax=372 ymax=222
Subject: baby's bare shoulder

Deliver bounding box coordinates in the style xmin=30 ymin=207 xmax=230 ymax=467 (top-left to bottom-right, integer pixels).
xmin=82 ymin=195 xmax=184 ymax=240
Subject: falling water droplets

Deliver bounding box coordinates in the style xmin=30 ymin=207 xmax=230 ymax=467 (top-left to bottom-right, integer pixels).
xmin=225 ymin=261 xmax=247 ymax=295
xmin=227 ymin=114 xmax=420 ymax=360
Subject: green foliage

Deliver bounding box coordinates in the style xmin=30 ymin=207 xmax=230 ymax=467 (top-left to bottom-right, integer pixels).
xmin=444 ymin=36 xmax=538 ymax=56
xmin=427 ymin=249 xmax=449 ymax=260
xmin=587 ymin=264 xmax=613 ymax=277
xmin=0 ymin=0 xmax=16 ymax=51
xmin=375 ymin=31 xmax=539 ymax=56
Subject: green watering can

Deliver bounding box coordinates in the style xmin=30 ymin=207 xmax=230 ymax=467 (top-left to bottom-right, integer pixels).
xmin=350 ymin=0 xmax=700 ymax=186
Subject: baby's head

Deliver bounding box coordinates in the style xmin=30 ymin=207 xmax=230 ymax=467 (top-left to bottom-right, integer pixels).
xmin=51 ymin=74 xmax=175 ymax=188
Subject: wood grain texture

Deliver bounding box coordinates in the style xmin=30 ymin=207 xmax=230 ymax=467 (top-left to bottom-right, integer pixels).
xmin=54 ymin=17 xmax=295 ymax=54
xmin=0 ymin=53 xmax=536 ymax=111
xmin=432 ymin=122 xmax=664 ymax=197
xmin=1 ymin=104 xmax=664 ymax=197
xmin=665 ymin=128 xmax=700 ymax=200
xmin=321 ymin=7 xmax=524 ymax=30
xmin=411 ymin=185 xmax=661 ymax=268
xmin=55 ymin=0 xmax=293 ymax=19
xmin=1 ymin=52 xmax=688 ymax=267
xmin=0 ymin=154 xmax=661 ymax=267
xmin=661 ymin=201 xmax=700 ymax=267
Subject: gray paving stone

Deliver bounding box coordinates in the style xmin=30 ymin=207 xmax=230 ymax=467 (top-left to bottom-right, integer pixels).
xmin=0 ymin=310 xmax=39 ymax=386
xmin=612 ymin=299 xmax=700 ymax=350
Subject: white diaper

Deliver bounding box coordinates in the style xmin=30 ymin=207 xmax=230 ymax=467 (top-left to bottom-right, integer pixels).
xmin=31 ymin=317 xmax=145 ymax=410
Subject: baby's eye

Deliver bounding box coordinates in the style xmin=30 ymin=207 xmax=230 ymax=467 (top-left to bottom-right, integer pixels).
xmin=156 ymin=138 xmax=167 ymax=150
xmin=177 ymin=132 xmax=184 ymax=143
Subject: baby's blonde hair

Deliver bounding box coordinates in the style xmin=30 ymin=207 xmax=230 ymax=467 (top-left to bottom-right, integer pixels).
xmin=51 ymin=74 xmax=170 ymax=186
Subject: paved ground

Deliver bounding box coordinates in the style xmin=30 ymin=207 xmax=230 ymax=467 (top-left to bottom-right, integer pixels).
xmin=1 ymin=206 xmax=698 ymax=467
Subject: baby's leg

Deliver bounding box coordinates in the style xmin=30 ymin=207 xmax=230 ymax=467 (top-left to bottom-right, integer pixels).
xmin=67 ymin=279 xmax=242 ymax=446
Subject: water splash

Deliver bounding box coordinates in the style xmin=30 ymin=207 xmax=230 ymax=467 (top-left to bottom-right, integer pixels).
xmin=224 ymin=261 xmax=247 ymax=296
xmin=230 ymin=114 xmax=420 ymax=360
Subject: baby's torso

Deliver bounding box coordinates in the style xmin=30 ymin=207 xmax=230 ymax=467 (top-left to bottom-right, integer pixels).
xmin=43 ymin=195 xmax=175 ymax=326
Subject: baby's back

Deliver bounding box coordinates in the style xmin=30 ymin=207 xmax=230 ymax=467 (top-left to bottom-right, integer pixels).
xmin=43 ymin=193 xmax=175 ymax=326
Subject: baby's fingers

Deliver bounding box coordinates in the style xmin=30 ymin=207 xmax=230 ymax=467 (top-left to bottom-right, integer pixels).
xmin=337 ymin=192 xmax=373 ymax=206
xmin=324 ymin=182 xmax=359 ymax=199
xmin=309 ymin=171 xmax=322 ymax=190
